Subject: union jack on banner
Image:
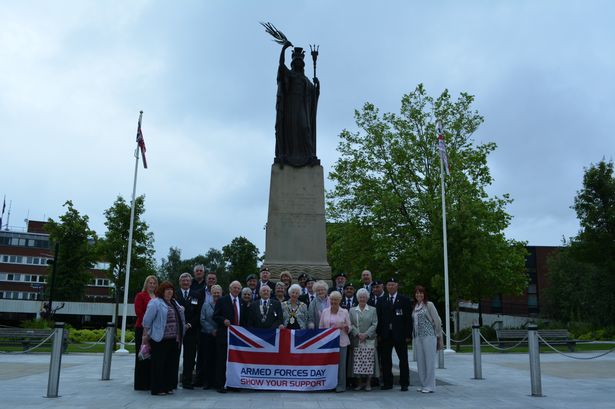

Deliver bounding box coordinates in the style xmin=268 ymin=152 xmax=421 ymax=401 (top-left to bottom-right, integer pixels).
xmin=136 ymin=111 xmax=147 ymax=169
xmin=226 ymin=326 xmax=340 ymax=391
xmin=437 ymin=121 xmax=450 ymax=176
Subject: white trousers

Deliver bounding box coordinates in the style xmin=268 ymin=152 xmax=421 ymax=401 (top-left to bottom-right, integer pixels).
xmin=414 ymin=335 xmax=437 ymax=391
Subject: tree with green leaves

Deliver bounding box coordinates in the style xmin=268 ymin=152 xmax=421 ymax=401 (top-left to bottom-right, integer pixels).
xmin=545 ymin=160 xmax=615 ymax=326
xmin=327 ymin=84 xmax=528 ymax=312
xmin=159 ymin=246 xmax=184 ymax=285
xmin=45 ymin=200 xmax=97 ymax=301
xmin=98 ymin=195 xmax=157 ymax=301
xmin=222 ymin=236 xmax=259 ymax=284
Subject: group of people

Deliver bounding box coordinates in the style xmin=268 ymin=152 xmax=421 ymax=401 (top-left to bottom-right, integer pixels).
xmin=133 ymin=266 xmax=443 ymax=396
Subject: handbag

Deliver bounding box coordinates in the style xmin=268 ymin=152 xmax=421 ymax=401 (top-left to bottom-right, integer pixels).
xmin=352 ymin=343 xmax=375 ymax=375
xmin=138 ymin=343 xmax=151 ymax=360
xmin=424 ymin=302 xmax=443 ymax=350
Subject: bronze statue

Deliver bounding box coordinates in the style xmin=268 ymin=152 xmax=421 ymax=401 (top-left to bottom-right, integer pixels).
xmin=262 ymin=23 xmax=320 ymax=167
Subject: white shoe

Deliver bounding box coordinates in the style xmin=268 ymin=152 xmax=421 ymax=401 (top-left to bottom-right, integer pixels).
xmin=421 ymin=388 xmax=433 ymax=393
xmin=416 ymin=388 xmax=423 ymax=392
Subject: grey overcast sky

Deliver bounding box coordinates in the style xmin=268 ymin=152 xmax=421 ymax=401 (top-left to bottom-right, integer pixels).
xmin=1 ymin=1 xmax=614 ymax=262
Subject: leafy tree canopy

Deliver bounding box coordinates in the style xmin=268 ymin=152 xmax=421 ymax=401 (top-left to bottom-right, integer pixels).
xmin=45 ymin=200 xmax=97 ymax=301
xmin=327 ymin=84 xmax=528 ymax=304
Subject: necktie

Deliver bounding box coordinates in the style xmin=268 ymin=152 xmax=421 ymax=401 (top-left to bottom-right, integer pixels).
xmin=184 ymin=290 xmax=188 ymax=299
xmin=263 ymin=300 xmax=268 ymax=316
xmin=389 ymin=295 xmax=393 ymax=304
xmin=310 ymin=295 xmax=314 ymax=302
xmin=233 ymin=297 xmax=239 ymax=325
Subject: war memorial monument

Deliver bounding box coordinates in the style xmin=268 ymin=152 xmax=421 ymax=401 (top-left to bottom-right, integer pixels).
xmin=260 ymin=23 xmax=332 ymax=281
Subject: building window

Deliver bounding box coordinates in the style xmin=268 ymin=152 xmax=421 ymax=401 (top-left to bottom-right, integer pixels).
xmin=491 ymin=294 xmax=503 ymax=313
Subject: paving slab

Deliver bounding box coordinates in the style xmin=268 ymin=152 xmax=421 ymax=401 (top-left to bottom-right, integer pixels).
xmin=0 ymin=349 xmax=613 ymax=409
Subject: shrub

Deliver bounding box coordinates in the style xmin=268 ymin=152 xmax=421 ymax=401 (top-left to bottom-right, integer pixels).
xmin=20 ymin=319 xmax=51 ymax=329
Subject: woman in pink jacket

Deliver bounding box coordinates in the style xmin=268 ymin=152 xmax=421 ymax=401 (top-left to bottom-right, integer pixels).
xmin=319 ymin=290 xmax=351 ymax=392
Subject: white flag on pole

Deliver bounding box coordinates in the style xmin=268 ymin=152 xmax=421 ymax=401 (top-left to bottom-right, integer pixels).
xmin=437 ymin=122 xmax=450 ymax=176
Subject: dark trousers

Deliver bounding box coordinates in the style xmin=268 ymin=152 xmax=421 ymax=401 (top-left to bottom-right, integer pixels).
xmin=216 ymin=335 xmax=228 ymax=389
xmin=194 ymin=332 xmax=205 ymax=385
xmin=134 ymin=327 xmax=151 ymax=390
xmin=150 ymin=338 xmax=180 ymax=395
xmin=381 ymin=338 xmax=410 ymax=387
xmin=181 ymin=330 xmax=198 ymax=385
xmin=200 ymin=332 xmax=217 ymax=388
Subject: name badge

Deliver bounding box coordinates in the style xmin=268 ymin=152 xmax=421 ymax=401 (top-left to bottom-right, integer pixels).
xmin=191 ymin=299 xmax=198 ymax=305
xmin=395 ymin=309 xmax=403 ymax=316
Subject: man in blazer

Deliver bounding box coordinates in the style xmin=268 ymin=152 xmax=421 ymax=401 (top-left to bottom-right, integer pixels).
xmin=298 ymin=276 xmax=315 ymax=306
xmin=341 ymin=283 xmax=358 ymax=310
xmin=376 ymin=277 xmax=412 ymax=391
xmin=213 ymin=280 xmax=247 ymax=393
xmin=176 ymin=273 xmax=204 ymax=389
xmin=368 ymin=280 xmax=384 ymax=307
xmin=248 ymin=286 xmax=283 ymax=329
xmin=255 ymin=267 xmax=275 ymax=299
xmin=329 ymin=272 xmax=347 ymax=294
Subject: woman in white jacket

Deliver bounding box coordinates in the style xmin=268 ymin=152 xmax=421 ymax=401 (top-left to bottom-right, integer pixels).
xmin=412 ymin=285 xmax=442 ymax=393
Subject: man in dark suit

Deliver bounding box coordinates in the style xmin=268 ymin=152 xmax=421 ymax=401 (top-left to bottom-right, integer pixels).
xmin=377 ymin=277 xmax=412 ymax=391
xmin=255 ymin=267 xmax=275 ymax=299
xmin=341 ymin=283 xmax=358 ymax=310
xmin=368 ymin=280 xmax=384 ymax=307
xmin=248 ymin=286 xmax=283 ymax=329
xmin=246 ymin=274 xmax=258 ymax=301
xmin=298 ymin=276 xmax=315 ymax=306
xmin=176 ymin=272 xmax=204 ymax=389
xmin=213 ymin=280 xmax=247 ymax=393
xmin=329 ymin=272 xmax=347 ymax=294
xmin=360 ymin=270 xmax=374 ymax=294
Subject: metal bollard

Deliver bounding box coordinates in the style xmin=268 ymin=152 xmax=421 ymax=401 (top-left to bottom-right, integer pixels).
xmin=528 ymin=324 xmax=543 ymax=397
xmin=102 ymin=322 xmax=115 ymax=380
xmin=46 ymin=322 xmax=65 ymax=398
xmin=472 ymin=324 xmax=483 ymax=379
xmin=438 ymin=347 xmax=445 ymax=369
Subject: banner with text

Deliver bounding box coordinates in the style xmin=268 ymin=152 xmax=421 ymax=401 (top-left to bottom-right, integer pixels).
xmin=226 ymin=325 xmax=340 ymax=391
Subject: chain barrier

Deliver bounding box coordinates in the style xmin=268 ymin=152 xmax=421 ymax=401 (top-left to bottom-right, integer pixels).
xmin=443 ymin=330 xmax=472 ymax=344
xmin=70 ymin=331 xmax=108 ymax=350
xmin=479 ymin=332 xmax=529 ymax=351
xmin=0 ymin=329 xmax=56 ymax=354
xmin=536 ymin=334 xmax=615 ymax=360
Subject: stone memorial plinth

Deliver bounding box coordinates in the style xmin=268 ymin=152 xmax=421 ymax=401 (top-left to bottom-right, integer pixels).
xmin=262 ymin=164 xmax=331 ymax=280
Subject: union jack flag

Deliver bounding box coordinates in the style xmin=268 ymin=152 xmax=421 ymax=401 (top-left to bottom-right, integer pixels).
xmin=136 ymin=111 xmax=147 ymax=169
xmin=226 ymin=326 xmax=340 ymax=390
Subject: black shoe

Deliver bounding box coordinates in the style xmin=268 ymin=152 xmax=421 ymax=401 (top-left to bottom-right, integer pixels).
xmin=217 ymin=388 xmax=226 ymax=394
xmin=202 ymin=384 xmax=211 ymax=390
xmin=182 ymin=384 xmax=194 ymax=390
xmin=381 ymin=385 xmax=393 ymax=390
xmin=401 ymin=386 xmax=408 ymax=392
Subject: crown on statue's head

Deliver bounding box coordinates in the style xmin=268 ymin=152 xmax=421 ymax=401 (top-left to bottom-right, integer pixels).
xmin=292 ymin=47 xmax=306 ymax=60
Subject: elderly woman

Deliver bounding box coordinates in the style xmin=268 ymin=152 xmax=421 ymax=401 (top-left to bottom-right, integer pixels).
xmin=308 ymin=280 xmax=330 ymax=329
xmin=134 ymin=275 xmax=158 ymax=391
xmin=200 ymin=284 xmax=222 ymax=390
xmin=282 ymin=284 xmax=309 ymax=329
xmin=241 ymin=287 xmax=253 ymax=307
xmin=279 ymin=271 xmax=293 ymax=291
xmin=349 ymin=288 xmax=379 ymax=391
xmin=142 ymin=281 xmax=186 ymax=396
xmin=319 ymin=291 xmax=351 ymax=392
xmin=412 ymin=285 xmax=442 ymax=393
xmin=274 ymin=281 xmax=289 ymax=303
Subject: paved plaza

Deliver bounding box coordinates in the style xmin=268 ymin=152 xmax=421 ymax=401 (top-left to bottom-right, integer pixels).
xmin=1 ymin=349 xmax=614 ymax=409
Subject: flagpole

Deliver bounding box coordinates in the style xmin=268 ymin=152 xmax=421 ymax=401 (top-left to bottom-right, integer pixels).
xmin=439 ymin=134 xmax=453 ymax=353
xmin=116 ymin=111 xmax=143 ymax=354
